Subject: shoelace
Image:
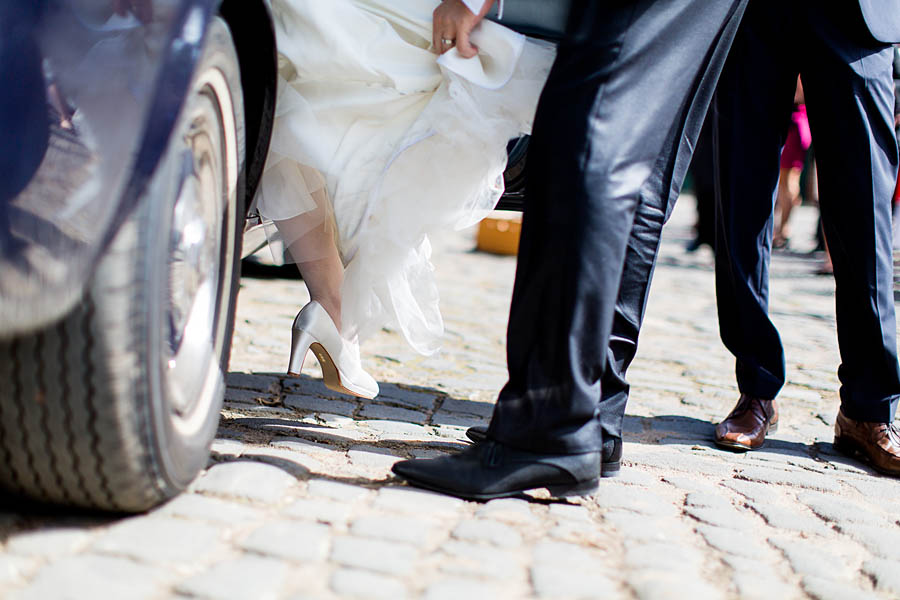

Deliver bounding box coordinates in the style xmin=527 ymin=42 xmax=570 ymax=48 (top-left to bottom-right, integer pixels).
xmin=886 ymin=423 xmax=900 ymax=446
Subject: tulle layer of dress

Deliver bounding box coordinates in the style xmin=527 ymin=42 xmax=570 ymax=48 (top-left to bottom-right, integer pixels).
xmin=255 ymin=0 xmax=554 ymax=354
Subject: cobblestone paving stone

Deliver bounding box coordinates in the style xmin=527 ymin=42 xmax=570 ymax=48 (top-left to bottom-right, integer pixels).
xmin=1 ymin=198 xmax=899 ymax=599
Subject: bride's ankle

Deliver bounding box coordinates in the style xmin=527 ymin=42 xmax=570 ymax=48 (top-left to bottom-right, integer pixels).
xmin=309 ymin=297 xmax=341 ymax=332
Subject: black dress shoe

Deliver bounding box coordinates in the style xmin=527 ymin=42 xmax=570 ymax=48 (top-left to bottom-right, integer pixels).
xmin=391 ymin=441 xmax=601 ymax=501
xmin=465 ymin=425 xmax=622 ymax=478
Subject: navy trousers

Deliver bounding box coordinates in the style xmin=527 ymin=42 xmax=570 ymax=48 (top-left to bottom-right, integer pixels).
xmin=488 ymin=0 xmax=748 ymax=454
xmin=714 ymin=2 xmax=900 ymax=422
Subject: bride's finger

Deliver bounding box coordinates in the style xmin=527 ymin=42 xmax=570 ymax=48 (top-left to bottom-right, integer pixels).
xmin=432 ymin=15 xmax=448 ymax=53
xmin=436 ymin=29 xmax=457 ymax=54
xmin=456 ymin=29 xmax=477 ymax=59
xmin=439 ymin=35 xmax=458 ymax=54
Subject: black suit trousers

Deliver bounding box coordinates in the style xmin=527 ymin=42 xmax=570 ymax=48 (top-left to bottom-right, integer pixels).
xmin=488 ymin=0 xmax=748 ymax=454
xmin=713 ymin=1 xmax=900 ymax=422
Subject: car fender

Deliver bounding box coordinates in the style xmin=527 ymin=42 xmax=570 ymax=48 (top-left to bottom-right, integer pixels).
xmin=0 ymin=0 xmax=276 ymax=335
xmin=118 ymin=0 xmax=276 ymax=236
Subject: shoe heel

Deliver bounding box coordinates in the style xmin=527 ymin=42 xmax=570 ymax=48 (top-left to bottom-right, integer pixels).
xmin=600 ymin=461 xmax=621 ymax=478
xmin=547 ymin=477 xmax=599 ymax=498
xmin=288 ymin=329 xmax=315 ymax=376
xmin=833 ymin=435 xmax=858 ymax=458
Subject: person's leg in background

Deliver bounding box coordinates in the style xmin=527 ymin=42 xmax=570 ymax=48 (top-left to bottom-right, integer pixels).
xmin=800 ymin=4 xmax=900 ymax=474
xmin=713 ymin=0 xmax=900 ymax=474
xmin=773 ymin=82 xmax=812 ymax=249
xmin=773 ymin=115 xmax=811 ymax=248
xmin=712 ymin=1 xmax=798 ymax=451
xmin=774 ymin=165 xmax=802 ymax=248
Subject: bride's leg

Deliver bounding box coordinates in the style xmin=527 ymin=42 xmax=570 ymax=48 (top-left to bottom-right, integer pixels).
xmin=272 ymin=185 xmax=378 ymax=398
xmin=281 ymin=217 xmax=344 ymax=331
xmin=274 ymin=187 xmax=343 ymax=330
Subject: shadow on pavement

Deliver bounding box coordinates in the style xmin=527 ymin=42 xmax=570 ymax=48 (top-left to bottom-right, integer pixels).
xmin=0 ymin=495 xmax=122 ymax=545
xmin=623 ymin=413 xmax=837 ymax=461
xmin=229 ymin=372 xmax=495 ymax=430
xmin=224 ymin=371 xmax=851 ymax=466
xmin=221 ymin=371 xmax=843 ymax=472
xmin=206 ymin=451 xmax=587 ymax=508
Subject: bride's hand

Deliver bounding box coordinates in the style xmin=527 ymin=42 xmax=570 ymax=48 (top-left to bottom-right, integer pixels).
xmin=432 ymin=0 xmax=494 ymax=58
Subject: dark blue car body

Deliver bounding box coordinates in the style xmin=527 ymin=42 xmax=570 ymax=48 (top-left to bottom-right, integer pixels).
xmin=0 ymin=0 xmax=280 ymax=512
xmin=0 ymin=0 xmax=276 ymax=336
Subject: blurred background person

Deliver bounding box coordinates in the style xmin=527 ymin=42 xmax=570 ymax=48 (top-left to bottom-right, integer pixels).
xmin=773 ymin=77 xmax=812 ymax=250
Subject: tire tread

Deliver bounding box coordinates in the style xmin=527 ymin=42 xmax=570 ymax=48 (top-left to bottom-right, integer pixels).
xmin=0 ymin=17 xmax=245 ymax=512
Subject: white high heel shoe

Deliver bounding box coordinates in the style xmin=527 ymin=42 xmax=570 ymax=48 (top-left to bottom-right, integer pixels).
xmin=287 ymin=301 xmax=379 ymax=399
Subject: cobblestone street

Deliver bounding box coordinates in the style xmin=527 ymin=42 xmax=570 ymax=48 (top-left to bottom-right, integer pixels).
xmin=2 ymin=196 xmax=900 ymax=600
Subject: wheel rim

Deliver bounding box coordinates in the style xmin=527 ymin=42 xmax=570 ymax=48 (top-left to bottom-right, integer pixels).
xmin=162 ymin=66 xmax=237 ymax=437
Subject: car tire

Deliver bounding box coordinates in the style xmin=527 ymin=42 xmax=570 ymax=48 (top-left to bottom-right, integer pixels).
xmin=0 ymin=17 xmax=245 ymax=512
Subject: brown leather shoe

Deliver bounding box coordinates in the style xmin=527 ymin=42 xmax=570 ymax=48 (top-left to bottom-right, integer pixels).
xmin=833 ymin=410 xmax=900 ymax=477
xmin=714 ymin=394 xmax=778 ymax=451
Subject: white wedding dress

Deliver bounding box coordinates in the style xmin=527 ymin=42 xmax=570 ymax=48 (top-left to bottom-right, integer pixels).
xmin=255 ymin=0 xmax=554 ymax=354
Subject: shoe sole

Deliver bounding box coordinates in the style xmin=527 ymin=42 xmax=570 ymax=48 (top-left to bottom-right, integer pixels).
xmin=713 ymin=439 xmax=759 ymax=452
xmin=601 ymin=462 xmax=620 ymax=478
xmin=833 ymin=435 xmax=900 ymax=477
xmin=400 ymin=475 xmax=601 ymax=502
xmin=714 ymin=421 xmax=778 ymax=452
xmin=288 ymin=342 xmax=377 ymax=400
xmin=466 ymin=430 xmax=620 ymax=478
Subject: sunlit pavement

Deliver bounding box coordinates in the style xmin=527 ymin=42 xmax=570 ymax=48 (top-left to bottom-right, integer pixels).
xmin=2 ymin=196 xmax=899 ymax=600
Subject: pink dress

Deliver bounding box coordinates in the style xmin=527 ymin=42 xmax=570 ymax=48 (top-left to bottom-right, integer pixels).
xmin=780 ymin=103 xmax=811 ymax=170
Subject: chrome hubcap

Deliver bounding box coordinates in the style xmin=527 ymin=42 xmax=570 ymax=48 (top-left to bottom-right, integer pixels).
xmin=163 ymin=67 xmax=237 ymax=434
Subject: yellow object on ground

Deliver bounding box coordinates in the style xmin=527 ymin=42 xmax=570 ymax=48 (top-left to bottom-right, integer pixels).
xmin=476 ymin=212 xmax=522 ymax=255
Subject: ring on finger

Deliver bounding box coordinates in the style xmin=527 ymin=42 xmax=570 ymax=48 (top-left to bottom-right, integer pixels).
xmin=441 ymin=38 xmax=455 ymax=46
